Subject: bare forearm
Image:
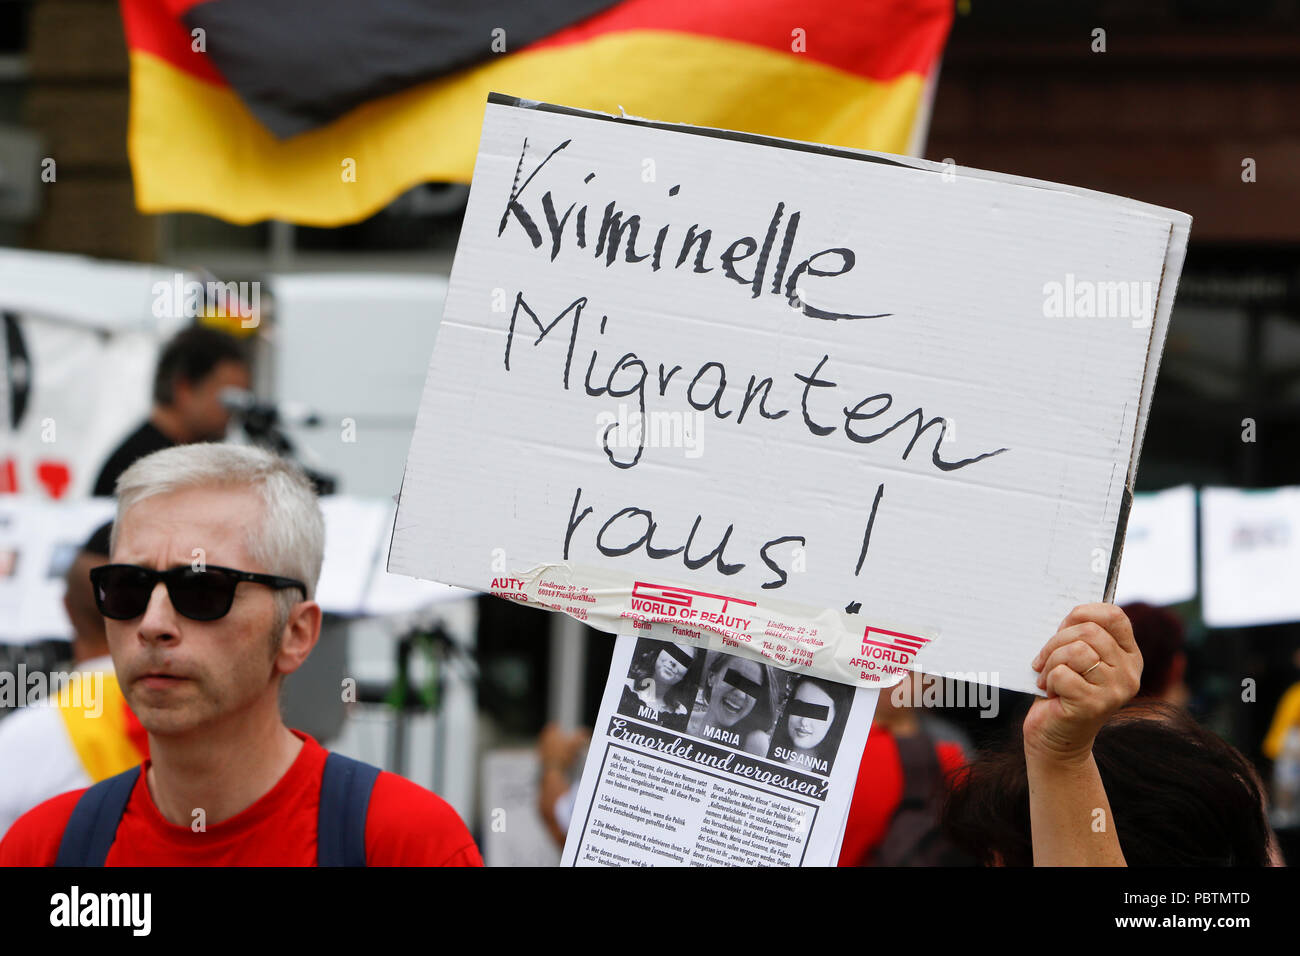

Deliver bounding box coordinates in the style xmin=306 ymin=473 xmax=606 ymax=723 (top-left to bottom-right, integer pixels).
xmin=1026 ymin=750 xmax=1126 ymax=867
xmin=538 ymin=767 xmax=570 ymax=847
xmin=1024 ymin=604 xmax=1143 ymax=866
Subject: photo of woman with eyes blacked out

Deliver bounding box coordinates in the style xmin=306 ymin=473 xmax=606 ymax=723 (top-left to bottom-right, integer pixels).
xmin=685 ymin=651 xmax=783 ymax=756
xmin=617 ymin=639 xmax=705 ymax=731
xmin=767 ymin=676 xmax=854 ymax=776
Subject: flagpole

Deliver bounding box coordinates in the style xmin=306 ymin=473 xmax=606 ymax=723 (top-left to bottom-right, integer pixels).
xmin=905 ymin=56 xmax=944 ymax=158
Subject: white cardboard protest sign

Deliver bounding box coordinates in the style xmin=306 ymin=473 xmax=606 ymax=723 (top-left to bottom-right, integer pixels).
xmin=390 ymin=95 xmax=1190 ymax=695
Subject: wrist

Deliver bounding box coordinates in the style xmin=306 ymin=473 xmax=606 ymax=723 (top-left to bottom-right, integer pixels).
xmin=1024 ymin=737 xmax=1095 ymax=771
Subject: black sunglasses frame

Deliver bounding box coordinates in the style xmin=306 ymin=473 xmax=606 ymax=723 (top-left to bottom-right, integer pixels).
xmin=89 ymin=563 xmax=308 ymax=622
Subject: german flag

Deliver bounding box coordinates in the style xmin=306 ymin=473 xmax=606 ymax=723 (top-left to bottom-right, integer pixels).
xmin=121 ymin=0 xmax=952 ymax=226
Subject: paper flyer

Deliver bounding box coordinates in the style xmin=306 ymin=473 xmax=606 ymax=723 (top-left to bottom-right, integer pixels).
xmin=561 ymin=634 xmax=878 ymax=866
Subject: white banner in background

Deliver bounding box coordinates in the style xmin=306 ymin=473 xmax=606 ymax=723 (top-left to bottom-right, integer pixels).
xmin=1 ymin=250 xmax=187 ymax=500
xmin=317 ymin=497 xmax=476 ymax=617
xmin=1201 ymin=486 xmax=1300 ymax=628
xmin=0 ymin=496 xmax=115 ymax=644
xmin=0 ymin=319 xmax=160 ymax=500
xmin=1114 ymin=485 xmax=1197 ymax=607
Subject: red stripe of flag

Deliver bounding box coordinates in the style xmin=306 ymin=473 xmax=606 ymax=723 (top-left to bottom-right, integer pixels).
xmin=121 ymin=0 xmax=230 ymax=87
xmin=529 ymin=0 xmax=952 ymax=82
xmin=122 ymin=0 xmax=952 ymax=92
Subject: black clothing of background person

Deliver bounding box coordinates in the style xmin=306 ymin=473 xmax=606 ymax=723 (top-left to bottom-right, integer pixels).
xmin=92 ymin=421 xmax=175 ymax=497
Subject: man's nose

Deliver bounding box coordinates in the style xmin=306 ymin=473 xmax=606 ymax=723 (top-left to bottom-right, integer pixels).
xmin=136 ymin=581 xmax=180 ymax=642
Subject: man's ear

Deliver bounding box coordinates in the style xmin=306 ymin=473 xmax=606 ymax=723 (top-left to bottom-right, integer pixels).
xmin=274 ymin=601 xmax=322 ymax=676
xmin=171 ymin=375 xmax=194 ymax=406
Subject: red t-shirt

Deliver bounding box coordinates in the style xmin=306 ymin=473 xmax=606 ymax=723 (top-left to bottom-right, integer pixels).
xmin=837 ymin=725 xmax=966 ymax=867
xmin=0 ymin=730 xmax=482 ymax=867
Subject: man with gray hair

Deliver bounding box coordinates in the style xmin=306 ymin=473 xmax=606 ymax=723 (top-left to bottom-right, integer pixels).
xmin=0 ymin=443 xmax=481 ymax=866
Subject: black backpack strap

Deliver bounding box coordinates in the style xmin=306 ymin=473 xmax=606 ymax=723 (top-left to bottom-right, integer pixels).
xmin=317 ymin=752 xmax=381 ymax=867
xmin=894 ymin=729 xmax=942 ymax=810
xmin=55 ymin=766 xmax=141 ymax=867
xmin=864 ymin=729 xmax=942 ymax=866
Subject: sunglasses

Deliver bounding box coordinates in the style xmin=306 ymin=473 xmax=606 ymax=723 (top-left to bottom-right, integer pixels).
xmin=89 ymin=563 xmax=307 ymax=622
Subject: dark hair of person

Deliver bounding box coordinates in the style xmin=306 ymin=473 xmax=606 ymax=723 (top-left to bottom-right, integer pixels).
xmin=83 ymin=520 xmax=113 ymax=558
xmin=768 ymin=676 xmax=853 ymax=764
xmin=702 ymin=652 xmax=781 ymax=739
xmin=153 ymin=325 xmax=248 ymax=406
xmin=940 ymin=700 xmax=1273 ymax=866
xmin=628 ymin=640 xmax=705 ymax=713
xmin=1121 ymin=602 xmax=1186 ymax=698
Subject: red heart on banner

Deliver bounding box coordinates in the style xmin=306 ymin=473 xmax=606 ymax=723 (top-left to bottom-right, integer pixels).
xmin=36 ymin=461 xmax=71 ymax=499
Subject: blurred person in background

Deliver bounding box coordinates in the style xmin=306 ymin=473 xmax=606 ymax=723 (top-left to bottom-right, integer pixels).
xmin=945 ymin=699 xmax=1280 ymax=866
xmin=537 ymin=723 xmax=591 ymax=847
xmin=0 ymin=522 xmax=147 ymax=838
xmin=1262 ymin=647 xmax=1300 ymax=852
xmin=1 ymin=444 xmax=480 ymax=866
xmin=1263 ymin=647 xmax=1300 ymax=762
xmin=943 ymin=604 xmax=1280 ymax=866
xmin=1121 ymin=601 xmax=1189 ymax=707
xmin=838 ymin=671 xmax=971 ymax=866
xmin=92 ymin=325 xmax=250 ymax=496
